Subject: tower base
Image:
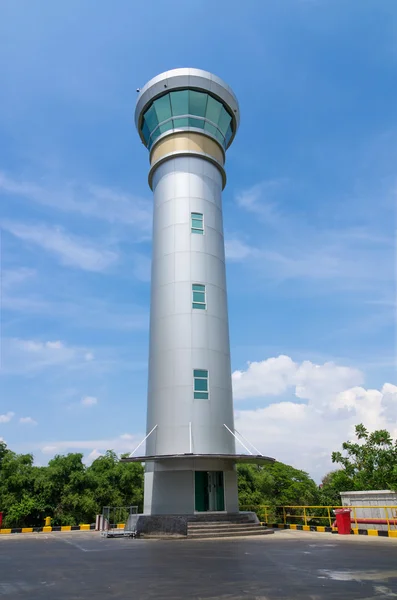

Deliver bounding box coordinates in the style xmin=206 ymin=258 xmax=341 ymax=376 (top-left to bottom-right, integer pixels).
xmin=144 ymin=457 xmax=239 ymax=515
xmin=121 ymin=452 xmax=275 ymax=518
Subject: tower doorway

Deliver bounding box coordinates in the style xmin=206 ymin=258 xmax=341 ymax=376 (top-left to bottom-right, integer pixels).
xmin=194 ymin=471 xmax=225 ymax=512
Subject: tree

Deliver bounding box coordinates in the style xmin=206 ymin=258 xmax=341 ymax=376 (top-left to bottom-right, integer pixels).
xmin=319 ymin=470 xmax=354 ymax=505
xmin=331 ymin=423 xmax=397 ymax=492
xmin=87 ymin=451 xmax=144 ymax=514
xmin=0 ymin=445 xmax=144 ymax=528
xmin=238 ymin=461 xmax=320 ymax=509
xmin=0 ymin=447 xmax=43 ymax=527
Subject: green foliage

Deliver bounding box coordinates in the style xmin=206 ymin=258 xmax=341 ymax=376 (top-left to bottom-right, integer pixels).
xmin=319 ymin=470 xmax=353 ymax=506
xmin=3 ymin=423 xmax=393 ymax=528
xmin=0 ymin=442 xmax=144 ymax=528
xmin=330 ymin=423 xmax=397 ymax=492
xmin=238 ymin=460 xmax=320 ymax=521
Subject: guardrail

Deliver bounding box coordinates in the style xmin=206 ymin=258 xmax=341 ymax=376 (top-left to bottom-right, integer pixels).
xmin=240 ymin=505 xmax=397 ymax=533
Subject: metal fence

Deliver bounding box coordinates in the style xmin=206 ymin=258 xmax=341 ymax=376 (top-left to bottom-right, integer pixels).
xmin=101 ymin=506 xmax=138 ymax=530
xmin=240 ymin=504 xmax=397 ymax=533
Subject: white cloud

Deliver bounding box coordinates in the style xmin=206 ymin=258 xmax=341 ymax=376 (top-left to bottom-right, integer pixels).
xmin=41 ymin=445 xmax=58 ymax=454
xmin=225 ymin=239 xmax=258 ymax=261
xmin=0 ymin=412 xmax=15 ymax=423
xmin=39 ymin=433 xmax=143 ymax=460
xmin=130 ymin=252 xmax=151 ymax=282
xmin=19 ymin=416 xmax=37 ymax=425
xmin=84 ymin=449 xmax=103 ymax=465
xmin=0 ymin=173 xmax=152 ymax=231
xmin=232 ymin=180 xmax=394 ymax=289
xmin=2 ymin=277 xmax=149 ymax=331
xmin=2 ymin=338 xmax=94 ymax=374
xmin=2 ymin=221 xmax=117 ymax=272
xmin=233 ymin=355 xmax=397 ymax=480
xmin=81 ymin=396 xmax=98 ymax=407
xmin=232 ymin=355 xmax=363 ymax=401
xmin=2 ymin=267 xmax=36 ymax=291
xmin=236 ymin=180 xmax=283 ymax=226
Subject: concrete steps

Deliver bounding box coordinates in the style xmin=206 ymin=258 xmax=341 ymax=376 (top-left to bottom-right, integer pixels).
xmin=187 ymin=519 xmax=274 ymax=539
xmin=188 ymin=528 xmax=273 ymax=539
xmin=188 ymin=522 xmax=258 ymax=532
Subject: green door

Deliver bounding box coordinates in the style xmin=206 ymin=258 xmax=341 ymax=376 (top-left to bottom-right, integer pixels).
xmin=195 ymin=471 xmax=224 ymax=512
xmin=194 ymin=471 xmax=208 ymax=512
xmin=215 ymin=472 xmax=225 ymax=511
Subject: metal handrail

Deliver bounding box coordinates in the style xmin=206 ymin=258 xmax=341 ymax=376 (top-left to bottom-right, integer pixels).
xmin=239 ymin=504 xmax=397 ymax=532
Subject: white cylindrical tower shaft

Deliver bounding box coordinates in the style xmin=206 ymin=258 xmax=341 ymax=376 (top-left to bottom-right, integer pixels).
xmin=147 ymin=154 xmax=235 ymax=456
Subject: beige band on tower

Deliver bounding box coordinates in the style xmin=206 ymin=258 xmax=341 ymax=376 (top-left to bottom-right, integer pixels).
xmin=148 ymin=132 xmax=226 ymax=190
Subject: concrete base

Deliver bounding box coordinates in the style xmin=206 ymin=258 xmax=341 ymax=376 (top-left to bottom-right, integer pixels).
xmin=132 ymin=511 xmax=259 ymax=538
xmin=144 ymin=458 xmax=239 ymax=515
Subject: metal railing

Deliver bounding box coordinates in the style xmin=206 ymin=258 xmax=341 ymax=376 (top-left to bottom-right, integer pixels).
xmin=240 ymin=505 xmax=397 ymax=532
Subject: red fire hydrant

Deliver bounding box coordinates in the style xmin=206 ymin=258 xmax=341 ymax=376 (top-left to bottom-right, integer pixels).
xmin=334 ymin=508 xmax=351 ymax=535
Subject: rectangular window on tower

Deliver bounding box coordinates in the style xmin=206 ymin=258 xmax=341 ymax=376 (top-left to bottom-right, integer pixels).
xmin=192 ymin=284 xmax=206 ymax=310
xmin=191 ymin=212 xmax=204 ymax=234
xmin=193 ymin=369 xmax=209 ymax=399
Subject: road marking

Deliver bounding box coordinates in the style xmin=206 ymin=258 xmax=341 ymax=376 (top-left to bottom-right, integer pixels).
xmin=319 ymin=570 xmax=397 ymax=582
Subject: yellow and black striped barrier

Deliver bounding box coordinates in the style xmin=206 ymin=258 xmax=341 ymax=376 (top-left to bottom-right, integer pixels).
xmin=0 ymin=524 xmax=126 ymax=535
xmin=262 ymin=522 xmax=397 ymax=538
xmin=0 ymin=524 xmax=96 ymax=534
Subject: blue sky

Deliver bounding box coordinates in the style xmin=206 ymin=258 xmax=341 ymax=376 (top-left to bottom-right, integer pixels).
xmin=1 ymin=0 xmax=396 ymax=479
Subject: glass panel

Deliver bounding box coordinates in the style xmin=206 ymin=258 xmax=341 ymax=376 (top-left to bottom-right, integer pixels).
xmin=206 ymin=95 xmax=222 ymax=125
xmin=204 ymin=121 xmax=217 ymax=137
xmin=192 ymin=284 xmax=205 ymax=291
xmin=173 ymin=117 xmax=189 ymax=128
xmin=158 ymin=120 xmax=173 ymax=135
xmin=150 ymin=128 xmax=161 ymax=144
xmin=194 ymin=378 xmax=208 ymax=392
xmin=141 ymin=120 xmax=150 ymax=143
xmin=191 ymin=219 xmax=203 ymax=229
xmin=194 ymin=392 xmax=209 ymax=399
xmin=154 ymin=94 xmax=171 ymax=122
xmin=218 ymin=106 xmax=232 ymax=135
xmin=215 ymin=129 xmax=225 ymax=147
xmin=143 ymin=104 xmax=158 ymax=132
xmin=170 ymin=90 xmax=189 ymax=116
xmin=193 ymin=291 xmax=205 ymax=303
xmin=191 ymin=213 xmax=203 ymax=220
xmin=188 ymin=117 xmax=205 ymax=129
xmin=194 ymin=369 xmax=208 ymax=378
xmin=189 ymin=90 xmax=207 ymax=117
xmin=191 ymin=229 xmax=204 ymax=234
xmin=225 ymin=124 xmax=233 ymax=146
xmin=193 ymin=302 xmax=206 ymax=309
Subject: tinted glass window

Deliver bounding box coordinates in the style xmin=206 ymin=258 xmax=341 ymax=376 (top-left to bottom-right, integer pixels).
xmin=173 ymin=117 xmax=189 ymax=128
xmin=144 ymin=104 xmax=158 ymax=131
xmin=188 ymin=117 xmax=205 ymax=129
xmin=189 ymin=90 xmax=207 ymax=117
xmin=154 ymin=94 xmax=172 ymax=122
xmin=194 ymin=369 xmax=208 ymax=378
xmin=218 ymin=106 xmax=232 ymax=135
xmin=206 ymin=95 xmax=222 ymax=125
xmin=170 ymin=90 xmax=189 ymax=115
xmin=193 ymin=369 xmax=209 ymax=400
xmin=140 ymin=90 xmax=233 ymax=149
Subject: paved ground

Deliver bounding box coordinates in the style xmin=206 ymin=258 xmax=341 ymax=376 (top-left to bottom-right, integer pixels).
xmin=1 ymin=529 xmax=397 ymax=599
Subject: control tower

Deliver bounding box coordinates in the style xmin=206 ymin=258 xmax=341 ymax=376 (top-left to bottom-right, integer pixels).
xmin=124 ymin=69 xmax=272 ymax=517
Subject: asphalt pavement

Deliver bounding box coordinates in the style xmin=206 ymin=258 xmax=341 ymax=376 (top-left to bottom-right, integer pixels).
xmin=1 ymin=529 xmax=397 ymax=599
